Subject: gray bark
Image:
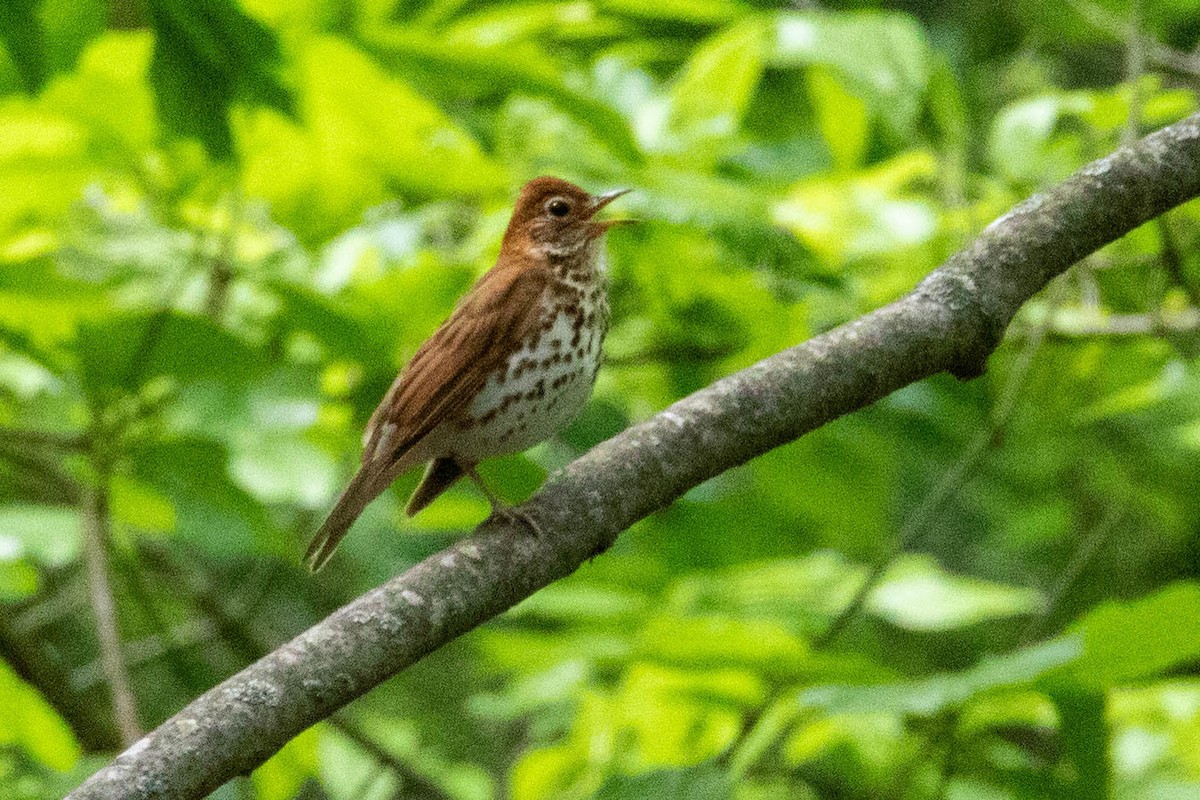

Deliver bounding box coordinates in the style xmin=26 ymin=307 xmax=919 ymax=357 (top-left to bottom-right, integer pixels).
xmin=68 ymin=112 xmax=1200 ymax=799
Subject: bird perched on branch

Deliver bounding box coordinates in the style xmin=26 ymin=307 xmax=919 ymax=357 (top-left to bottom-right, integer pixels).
xmin=306 ymin=177 xmax=630 ymax=571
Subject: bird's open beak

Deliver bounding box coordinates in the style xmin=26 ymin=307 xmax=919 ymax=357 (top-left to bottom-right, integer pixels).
xmin=589 ymin=188 xmax=635 ymax=228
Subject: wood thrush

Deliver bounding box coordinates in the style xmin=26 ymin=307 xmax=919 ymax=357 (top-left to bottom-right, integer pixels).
xmin=305 ymin=177 xmax=629 ymax=571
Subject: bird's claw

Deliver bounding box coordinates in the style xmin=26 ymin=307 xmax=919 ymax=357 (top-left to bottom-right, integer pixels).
xmin=488 ymin=503 xmax=544 ymax=537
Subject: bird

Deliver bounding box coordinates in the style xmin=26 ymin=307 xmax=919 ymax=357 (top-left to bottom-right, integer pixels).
xmin=305 ymin=176 xmax=630 ymax=571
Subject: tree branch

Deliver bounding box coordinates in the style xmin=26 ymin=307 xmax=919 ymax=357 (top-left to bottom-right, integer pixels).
xmin=68 ymin=112 xmax=1200 ymax=799
xmin=82 ymin=471 xmax=143 ymax=747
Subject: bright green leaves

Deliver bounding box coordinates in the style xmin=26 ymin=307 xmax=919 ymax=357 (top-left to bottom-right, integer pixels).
xmin=252 ymin=724 xmax=321 ymax=800
xmin=41 ymin=32 xmax=158 ymax=160
xmin=869 ymin=554 xmax=1044 ymax=632
xmin=0 ymin=0 xmax=106 ymax=94
xmin=0 ymin=102 xmax=91 ymax=241
xmin=512 ymin=683 xmax=740 ymax=800
xmin=146 ymin=0 xmax=294 ymax=157
xmin=989 ymin=77 xmax=1198 ymax=186
xmin=363 ymin=26 xmax=642 ymax=164
xmin=239 ymin=36 xmax=505 ymax=242
xmin=500 ymin=552 xmax=1050 ymax=798
xmin=775 ymin=150 xmax=942 ymax=282
xmin=663 ymin=20 xmax=766 ymax=166
xmin=1048 ymin=583 xmax=1200 ymax=689
xmin=0 ymin=32 xmax=157 ymax=248
xmin=0 ymin=659 xmax=80 ymax=772
xmin=770 ymin=12 xmax=933 ymax=142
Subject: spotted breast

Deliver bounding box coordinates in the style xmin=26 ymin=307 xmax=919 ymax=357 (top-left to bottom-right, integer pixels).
xmin=452 ymin=261 xmax=609 ymax=460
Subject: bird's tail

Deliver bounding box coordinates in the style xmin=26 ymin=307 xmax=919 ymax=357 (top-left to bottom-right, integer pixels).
xmin=305 ymin=468 xmax=386 ymax=572
xmin=405 ymin=457 xmax=465 ymax=517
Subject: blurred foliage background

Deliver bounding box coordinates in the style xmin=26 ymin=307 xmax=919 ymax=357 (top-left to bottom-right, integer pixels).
xmin=2 ymin=0 xmax=1200 ymax=798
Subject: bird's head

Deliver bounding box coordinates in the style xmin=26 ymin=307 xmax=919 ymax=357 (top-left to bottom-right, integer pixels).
xmin=502 ymin=176 xmax=631 ymax=258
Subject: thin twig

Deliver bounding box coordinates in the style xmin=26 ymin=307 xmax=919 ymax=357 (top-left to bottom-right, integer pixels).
xmin=1020 ymin=508 xmax=1121 ymax=643
xmin=1029 ymin=309 xmax=1200 ymax=339
xmin=205 ymin=191 xmax=243 ymax=322
xmin=814 ymin=277 xmax=1068 ymax=649
xmin=0 ymin=441 xmax=81 ymax=504
xmin=1124 ymin=0 xmax=1145 ymax=147
xmin=82 ymin=467 xmax=142 ymax=746
xmin=122 ymin=233 xmax=207 ymax=390
xmin=1072 ymin=0 xmax=1200 ymax=84
xmin=1157 ymin=217 xmax=1200 ymax=307
xmin=0 ymin=426 xmax=88 ymax=451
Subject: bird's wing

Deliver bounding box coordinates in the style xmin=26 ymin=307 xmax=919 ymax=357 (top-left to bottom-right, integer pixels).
xmin=362 ymin=264 xmax=551 ymax=465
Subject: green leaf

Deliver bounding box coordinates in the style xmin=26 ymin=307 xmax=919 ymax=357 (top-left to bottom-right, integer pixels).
xmin=0 ymin=102 xmax=96 ymax=236
xmin=806 ymin=66 xmax=868 ymax=171
xmin=770 ymin=11 xmax=932 ymax=139
xmin=0 ymin=658 xmax=80 ymax=771
xmin=0 ymin=0 xmax=47 ymax=93
xmin=510 ymin=744 xmax=581 ymax=800
xmin=318 ymin=724 xmax=401 ymax=800
xmin=0 ymin=503 xmax=80 ymax=566
xmin=269 ymin=282 xmax=393 ymax=365
xmin=0 ymin=557 xmax=38 ymax=600
xmin=146 ymin=0 xmax=294 ymax=156
xmin=444 ymin=2 xmax=621 ymax=47
xmin=362 ymin=27 xmax=641 ymax=164
xmin=774 ymin=150 xmax=940 ymax=269
xmin=41 ymin=31 xmax=158 ymax=158
xmin=252 ymin=724 xmax=320 ymax=800
xmin=38 ymin=0 xmax=108 ymax=79
xmin=595 ymin=763 xmax=733 ymax=800
xmin=802 ymin=638 xmax=1081 ymax=717
xmin=867 ymin=554 xmax=1044 ymax=631
xmin=987 ymin=93 xmax=1092 ymax=186
xmin=76 ymin=310 xmax=265 ymax=400
xmin=110 ymin=473 xmax=177 ymax=533
xmin=664 ymin=19 xmax=766 ymax=162
xmin=635 ymin=614 xmax=809 ymax=677
xmin=1047 ymin=582 xmax=1200 ymax=688
xmin=0 ymin=255 xmax=107 ymax=366
xmin=130 ymin=438 xmax=284 ymax=558
xmin=611 ymin=663 xmax=756 ymax=767
xmin=508 ymin=581 xmax=650 ymax=625
xmin=354 ymin=713 xmax=493 ymax=800
xmin=597 ymin=0 xmax=742 ymax=26
xmin=239 ymin=37 xmax=507 ymax=241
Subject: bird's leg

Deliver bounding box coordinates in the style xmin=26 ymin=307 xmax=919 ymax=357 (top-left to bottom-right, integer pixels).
xmin=465 ymin=465 xmax=544 ymax=537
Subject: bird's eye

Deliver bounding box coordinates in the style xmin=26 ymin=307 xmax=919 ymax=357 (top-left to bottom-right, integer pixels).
xmin=547 ymin=198 xmax=570 ymax=217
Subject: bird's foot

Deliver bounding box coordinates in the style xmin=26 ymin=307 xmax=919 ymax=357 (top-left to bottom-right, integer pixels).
xmin=488 ymin=503 xmax=545 ymax=537
xmin=466 ymin=464 xmax=544 ymax=536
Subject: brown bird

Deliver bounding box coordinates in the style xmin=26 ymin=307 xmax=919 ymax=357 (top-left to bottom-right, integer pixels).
xmin=305 ymin=177 xmax=629 ymax=571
